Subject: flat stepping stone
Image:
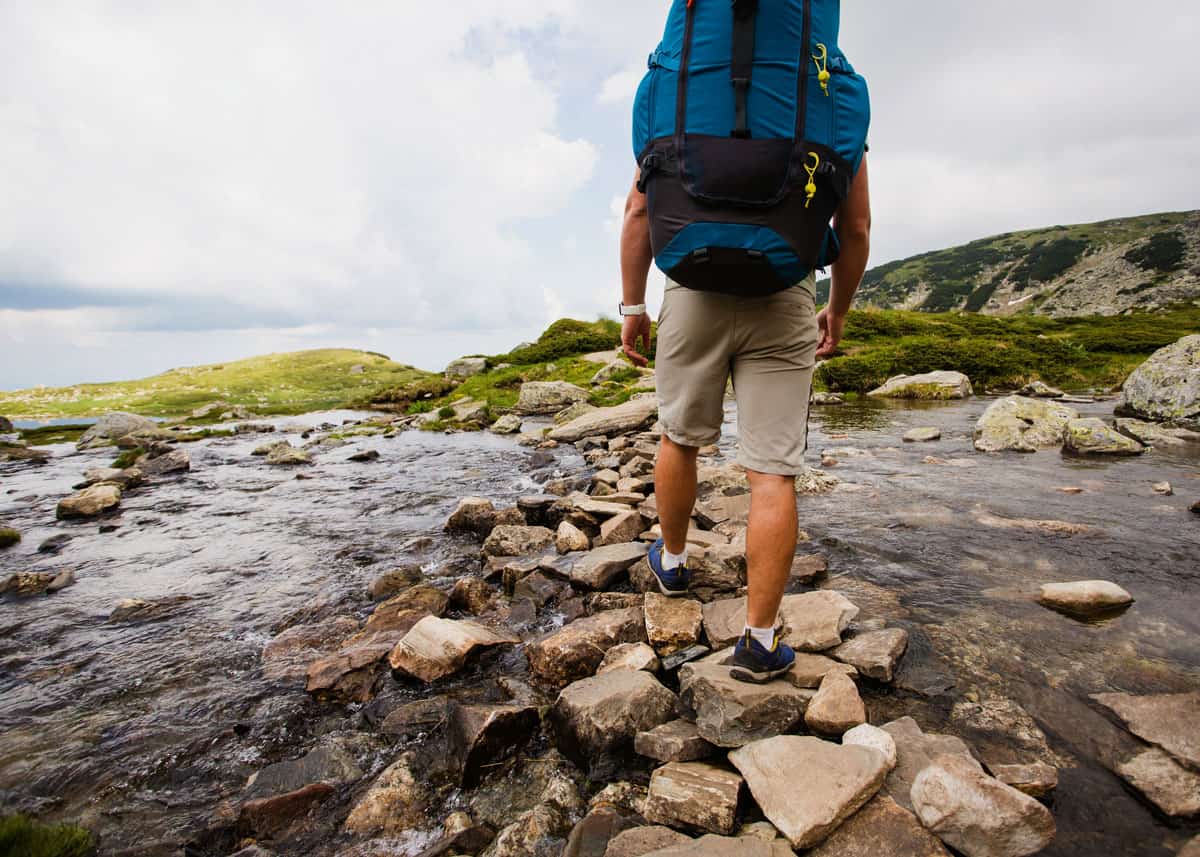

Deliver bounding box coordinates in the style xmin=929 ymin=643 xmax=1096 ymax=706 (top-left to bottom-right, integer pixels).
xmin=778 ymin=591 xmax=859 ymax=652
xmin=644 ymin=593 xmax=703 ymax=655
xmin=635 ymin=719 xmax=715 ymax=763
xmin=830 ymin=629 xmax=909 ymax=682
xmin=1038 ymin=580 xmax=1134 ymax=618
xmin=903 ymin=427 xmax=942 ymax=443
xmin=1092 ymin=691 xmax=1200 ymax=772
xmin=387 ymin=616 xmax=518 ymax=682
xmin=679 ymin=659 xmax=813 ymax=748
xmin=643 ymin=761 xmax=743 ymax=835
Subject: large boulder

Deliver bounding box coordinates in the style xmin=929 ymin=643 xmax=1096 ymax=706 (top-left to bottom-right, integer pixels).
xmin=1116 ymin=334 xmax=1200 ymax=429
xmin=445 ymin=356 xmax=488 ymax=379
xmin=526 ymin=607 xmax=647 ymax=686
xmin=387 ymin=616 xmax=519 ymax=682
xmin=642 ymin=761 xmax=743 ymax=835
xmin=445 ymin=497 xmax=497 ymax=537
xmin=549 ymin=397 xmax=659 ymax=443
xmin=973 ymin=396 xmax=1080 ymax=453
xmin=77 ymin=412 xmax=158 ymax=450
xmin=778 ymin=591 xmax=860 ymax=652
xmin=867 ymin=371 xmax=973 ymax=400
xmin=1038 ymin=580 xmax=1134 ymax=618
xmin=1114 ymin=417 xmax=1200 ymax=448
xmin=1061 ymin=418 xmax=1145 ymax=456
xmin=911 ymin=753 xmax=1056 ymax=857
xmin=678 ymin=659 xmax=813 ymax=748
xmin=729 ymin=735 xmax=890 ymax=849
xmin=806 ymin=795 xmax=949 ymax=857
xmin=57 ymin=483 xmax=121 ymax=519
xmin=550 ymin=670 xmax=677 ymax=772
xmin=517 ymin=381 xmax=591 ymax=415
xmin=880 ymin=717 xmax=977 ymax=812
xmin=1091 ymin=691 xmax=1200 ymax=771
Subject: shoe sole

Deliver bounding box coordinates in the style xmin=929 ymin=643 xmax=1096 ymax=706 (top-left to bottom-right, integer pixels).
xmin=654 ymin=576 xmax=690 ymax=598
xmin=729 ymin=663 xmax=793 ymax=684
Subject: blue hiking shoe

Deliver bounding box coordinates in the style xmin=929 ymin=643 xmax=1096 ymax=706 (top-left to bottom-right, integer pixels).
xmin=647 ymin=538 xmax=692 ymax=597
xmin=730 ymin=628 xmax=796 ymax=684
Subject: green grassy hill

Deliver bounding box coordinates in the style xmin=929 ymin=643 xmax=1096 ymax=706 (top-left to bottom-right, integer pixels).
xmin=818 ymin=210 xmax=1200 ymax=316
xmin=0 ymin=349 xmax=430 ymax=420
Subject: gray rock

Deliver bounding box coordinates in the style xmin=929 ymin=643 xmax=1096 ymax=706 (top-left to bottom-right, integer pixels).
xmin=911 ymin=753 xmax=1057 ymax=857
xmin=903 ymin=427 xmax=942 ymax=443
xmin=598 ymin=642 xmax=660 ymax=675
xmin=804 ymin=671 xmax=867 ymax=736
xmin=1062 ymin=417 xmax=1145 ymax=456
xmin=140 ymin=448 xmax=191 ymax=476
xmin=603 ymin=826 xmax=690 ymax=857
xmin=1038 ymin=580 xmax=1134 ymax=618
xmin=1115 ymin=747 xmax=1200 ymax=817
xmin=569 ymin=542 xmax=648 ymax=590
xmin=701 ymin=597 xmax=749 ymax=649
xmin=1018 ymin=380 xmax=1065 ymax=398
xmin=380 ymin=697 xmax=448 ymax=739
xmin=806 ymin=794 xmax=949 ymax=857
xmin=881 ymin=717 xmax=978 ymax=812
xmin=643 ymin=761 xmax=743 ymax=835
xmin=679 ymin=659 xmax=812 ymax=748
xmin=830 ymin=629 xmax=909 ymax=682
xmin=843 ymin=724 xmax=898 ymax=771
xmin=1116 ymin=334 xmax=1200 ymax=429
xmin=778 ymin=591 xmax=860 ymax=652
xmin=973 ymin=396 xmax=1080 ymax=453
xmin=388 ymin=616 xmax=519 ymax=682
xmin=729 ymin=735 xmax=890 ymax=849
xmin=517 ymin=381 xmax=591 ymax=415
xmin=550 ymin=670 xmax=677 ymax=772
xmin=56 ymin=483 xmax=121 ymax=519
xmin=491 ymin=413 xmax=525 ymax=434
xmin=868 ymin=371 xmax=973 ymax=400
xmin=266 ymin=443 xmax=311 ymax=466
xmin=245 ymin=744 xmax=362 ymax=800
xmin=1114 ymin=417 xmax=1200 ymax=447
xmin=989 ymin=763 xmax=1058 ymax=798
xmin=635 ymin=720 xmax=715 ymax=763
xmin=527 ymin=607 xmax=647 ymax=686
xmin=445 ymin=356 xmax=488 ymax=379
xmin=812 ymin=392 xmax=845 ymax=405
xmin=77 ymin=412 xmax=157 ymax=449
xmin=1091 ymin=691 xmax=1200 ymax=771
xmin=483 ymin=524 xmax=555 ymax=558
xmin=550 ymin=397 xmax=660 ymax=443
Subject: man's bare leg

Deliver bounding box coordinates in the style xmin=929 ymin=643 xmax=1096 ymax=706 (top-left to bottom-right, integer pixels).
xmin=655 ymin=436 xmax=699 ymax=554
xmin=744 ymin=471 xmax=798 ymax=628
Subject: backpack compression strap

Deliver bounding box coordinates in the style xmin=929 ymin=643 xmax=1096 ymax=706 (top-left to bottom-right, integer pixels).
xmin=730 ymin=0 xmax=759 ymax=138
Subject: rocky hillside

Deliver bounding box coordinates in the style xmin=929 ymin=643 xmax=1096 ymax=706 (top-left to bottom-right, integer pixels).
xmin=817 ymin=210 xmax=1200 ymax=317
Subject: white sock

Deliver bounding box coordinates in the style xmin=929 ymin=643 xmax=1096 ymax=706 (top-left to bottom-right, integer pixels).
xmin=745 ymin=625 xmax=776 ymax=649
xmin=662 ymin=546 xmax=689 ymax=570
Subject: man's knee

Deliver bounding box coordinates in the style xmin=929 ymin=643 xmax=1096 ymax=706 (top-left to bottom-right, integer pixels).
xmin=746 ymin=469 xmax=796 ymax=493
xmin=660 ymin=434 xmax=700 ymax=458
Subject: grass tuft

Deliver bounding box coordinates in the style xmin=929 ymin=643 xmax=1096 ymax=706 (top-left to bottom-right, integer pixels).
xmin=0 ymin=814 xmax=96 ymax=857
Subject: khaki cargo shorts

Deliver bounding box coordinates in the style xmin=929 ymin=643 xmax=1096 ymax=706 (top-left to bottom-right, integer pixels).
xmin=655 ymin=275 xmax=819 ymax=476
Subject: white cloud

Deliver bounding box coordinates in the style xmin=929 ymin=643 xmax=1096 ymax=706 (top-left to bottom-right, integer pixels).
xmin=598 ymin=61 xmax=646 ymax=105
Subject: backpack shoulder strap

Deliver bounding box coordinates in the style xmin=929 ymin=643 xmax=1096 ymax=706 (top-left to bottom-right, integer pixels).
xmin=730 ymin=0 xmax=759 ymax=138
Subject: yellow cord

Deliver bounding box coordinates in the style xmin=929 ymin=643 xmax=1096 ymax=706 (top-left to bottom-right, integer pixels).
xmin=804 ymin=152 xmax=820 ymax=208
xmin=812 ymin=43 xmax=831 ymax=96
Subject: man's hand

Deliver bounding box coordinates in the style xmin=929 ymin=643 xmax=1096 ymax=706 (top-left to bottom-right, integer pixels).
xmin=621 ymin=313 xmax=652 ymax=367
xmin=815 ymin=307 xmax=845 ymax=359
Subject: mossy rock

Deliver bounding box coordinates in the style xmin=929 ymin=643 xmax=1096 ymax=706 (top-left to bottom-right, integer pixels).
xmin=0 ymin=528 xmax=20 ymax=549
xmin=0 ymin=814 xmax=96 ymax=857
xmin=112 ymin=448 xmax=145 ymax=469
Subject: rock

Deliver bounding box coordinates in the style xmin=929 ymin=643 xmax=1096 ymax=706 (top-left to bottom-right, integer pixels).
xmin=558 ymin=521 xmax=592 ymax=554
xmin=1091 ymin=691 xmax=1200 ymax=771
xmin=643 ymin=762 xmax=743 ymax=835
xmin=569 ymin=543 xmax=648 ymax=590
xmin=1154 ymin=481 xmax=1174 ymax=496
xmin=266 ymin=443 xmax=311 ymax=465
xmin=238 ymin=782 xmax=335 ymax=838
xmin=678 ymin=659 xmax=812 ymax=748
xmin=974 ymin=396 xmax=1080 ymax=453
xmin=1115 ymin=748 xmax=1200 ymax=817
xmin=517 ymin=381 xmax=591 ymax=415
xmin=245 ymin=744 xmax=363 ymax=800
xmin=1038 ymin=580 xmax=1134 ymax=618
xmin=778 ymin=591 xmax=860 ymax=652
xmin=597 ymin=510 xmax=645 ymax=546
xmin=140 ymin=448 xmax=190 ymax=476
xmin=483 ymin=524 xmax=555 ymax=558
xmin=636 ymin=720 xmax=715 ymax=764
xmin=77 ymin=412 xmax=158 ymax=449
xmin=636 ymin=835 xmax=782 ymax=856
xmin=1062 ymin=417 xmax=1145 ymax=455
xmin=880 ymin=717 xmax=978 ymax=812
xmin=56 ymin=483 xmax=121 ymax=519
xmin=603 ymin=826 xmax=690 ymax=857
xmin=784 ymin=653 xmax=859 ymax=689
xmin=788 ymin=555 xmax=827 ymax=585
xmin=805 ymin=671 xmax=867 ymax=736
xmin=304 ymin=632 xmax=398 ymax=702
xmin=449 ymin=702 xmax=541 ymax=788
xmin=513 ymin=570 xmax=569 ymax=607
xmin=701 ymin=597 xmax=749 ymax=649
xmin=1018 ymin=380 xmax=1065 ymax=398
xmin=843 ymin=724 xmax=898 ymax=771
xmin=365 ymin=584 xmax=450 ymax=634
xmin=598 ymin=642 xmax=660 ymax=675
xmin=730 ymin=735 xmax=890 ymax=849
xmin=107 ymin=595 xmax=192 ymax=624
xmin=343 ymin=753 xmax=429 ymax=835
xmin=550 ymin=670 xmax=677 ymax=771
xmin=527 ymin=607 xmax=647 ymax=685
xmin=830 ymin=629 xmax=909 ymax=682
xmin=380 ymin=697 xmax=448 ymax=739
xmin=911 ymin=753 xmax=1057 ymax=857
xmin=446 ymin=356 xmax=488 ymax=379
xmin=0 ymin=415 xmax=12 ymax=431
xmin=563 ymin=805 xmax=637 ymax=857
xmin=491 ymin=413 xmax=524 ymax=434
xmin=812 ymin=392 xmax=845 ymax=405
xmin=660 ymin=645 xmax=712 ymax=672
xmin=446 ymin=497 xmax=498 ymax=537
xmin=868 ymin=371 xmax=973 ymax=400
xmin=550 ymin=397 xmax=659 ymax=443
xmin=1180 ymin=837 xmax=1200 ymax=857
xmin=989 ymin=763 xmax=1058 ymax=798
xmin=591 ymin=360 xmax=633 ymax=386
xmin=388 ymin=616 xmax=519 ymax=682
xmin=644 ymin=593 xmax=703 ymax=655
xmin=903 ymin=427 xmax=942 ymax=443
xmin=369 ymin=565 xmax=425 ymax=600
xmin=1114 ymin=417 xmax=1200 ymax=447
xmin=0 ymin=528 xmax=21 ymax=549
xmin=1116 ymin=334 xmax=1200 ymax=429
xmin=806 ymin=794 xmax=950 ymax=857
xmin=451 ymin=577 xmax=496 ymax=614
xmin=1 ymin=569 xmax=76 ymax=596
xmin=347 ymin=448 xmax=380 ymax=462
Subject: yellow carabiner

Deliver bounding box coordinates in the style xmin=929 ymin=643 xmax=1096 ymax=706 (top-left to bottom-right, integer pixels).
xmin=812 ymin=42 xmax=831 ymax=96
xmin=804 ymin=152 xmax=820 ymax=208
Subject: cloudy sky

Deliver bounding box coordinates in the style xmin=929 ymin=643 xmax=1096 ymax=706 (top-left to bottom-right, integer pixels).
xmin=2 ymin=1 xmax=1198 ymax=390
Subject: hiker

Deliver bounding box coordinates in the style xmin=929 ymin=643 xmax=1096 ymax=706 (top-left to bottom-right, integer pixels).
xmin=617 ymin=0 xmax=871 ymax=683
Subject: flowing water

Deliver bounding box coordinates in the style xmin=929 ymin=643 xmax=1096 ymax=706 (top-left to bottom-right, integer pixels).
xmin=1 ymin=401 xmax=1197 ymax=855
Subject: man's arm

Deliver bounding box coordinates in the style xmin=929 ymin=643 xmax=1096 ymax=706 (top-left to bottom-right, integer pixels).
xmin=620 ymin=172 xmax=654 ymax=366
xmin=816 ymin=154 xmax=871 ymax=358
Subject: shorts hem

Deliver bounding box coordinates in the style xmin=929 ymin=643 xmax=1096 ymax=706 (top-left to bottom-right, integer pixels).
xmin=736 ymin=449 xmax=810 ymax=477
xmin=661 ymin=423 xmax=722 ymax=450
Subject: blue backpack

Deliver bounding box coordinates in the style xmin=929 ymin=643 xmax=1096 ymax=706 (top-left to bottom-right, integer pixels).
xmin=633 ymin=0 xmax=870 ymax=295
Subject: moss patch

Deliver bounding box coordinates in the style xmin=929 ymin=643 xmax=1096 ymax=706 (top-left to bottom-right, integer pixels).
xmin=112 ymin=448 xmax=145 ymax=469
xmin=0 ymin=528 xmax=20 ymax=549
xmin=0 ymin=814 xmax=96 ymax=857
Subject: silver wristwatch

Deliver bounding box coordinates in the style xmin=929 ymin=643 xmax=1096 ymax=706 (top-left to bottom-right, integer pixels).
xmin=619 ymin=302 xmax=647 ymax=317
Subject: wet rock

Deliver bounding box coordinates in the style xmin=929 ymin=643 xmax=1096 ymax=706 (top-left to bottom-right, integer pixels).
xmin=1116 ymin=334 xmax=1200 ymax=429
xmin=805 ymin=671 xmax=867 ymax=736
xmin=368 ymin=564 xmax=425 ymax=600
xmin=0 ymin=569 xmax=75 ymax=596
xmin=261 ymin=617 xmax=360 ymax=681
xmin=603 ymin=826 xmax=690 ymax=857
xmin=791 ymin=554 xmax=828 ymax=584
xmin=380 ymin=697 xmax=448 ymax=739
xmin=238 ymin=782 xmax=334 ymax=838
xmin=482 ymin=801 xmax=573 ymax=857
xmin=597 ymin=510 xmax=645 ymax=547
xmin=635 ymin=720 xmax=715 ymax=763
xmin=644 ymin=593 xmax=703 ymax=655
xmin=0 ymin=415 xmax=11 ymax=431
xmin=1115 ymin=748 xmax=1200 ymax=817
xmin=911 ymin=753 xmax=1056 ymax=857
xmin=778 ymin=591 xmax=860 ymax=652
xmin=0 ymin=528 xmax=21 ymax=550
xmin=1062 ymin=417 xmax=1145 ymax=455
xmin=347 ymin=448 xmax=380 ymax=462
xmin=973 ymin=396 xmax=1079 ymax=453
xmin=245 ymin=744 xmax=363 ymax=800
xmin=365 ymin=583 xmax=449 ymax=634
xmin=562 ymin=805 xmax=638 ymax=857
xmin=446 ymin=497 xmax=497 ymax=537
xmin=265 ymin=443 xmax=311 ymax=465
xmin=388 ymin=616 xmax=519 ymax=682
xmin=569 ymin=542 xmax=648 ymax=590
xmin=37 ymin=533 xmax=72 ymax=554
xmin=660 ymin=644 xmax=712 ymax=672
xmin=868 ymin=371 xmax=973 ymax=400
xmin=107 ymin=595 xmax=191 ymax=624
xmin=139 ymin=448 xmax=191 ymax=476
xmin=527 ymin=607 xmax=647 ymax=685
xmin=1018 ymin=380 xmax=1065 ymax=398
xmin=989 ymin=762 xmax=1058 ymax=798
xmin=730 ymin=735 xmax=890 ymax=849
xmin=344 ymin=752 xmax=429 ymax=835
xmin=446 ymin=356 xmax=488 ymax=379
xmin=550 ymin=397 xmax=659 ymax=443
xmin=830 ymin=628 xmax=909 ymax=682
xmin=77 ymin=412 xmax=158 ymax=450
xmin=517 ymin=381 xmax=591 ymax=415
xmin=783 ymin=652 xmax=858 ymax=689
xmin=806 ymin=794 xmax=949 ymax=857
xmin=903 ymin=427 xmax=942 ymax=443
xmin=491 ymin=413 xmax=524 ymax=434
xmin=643 ymin=761 xmax=743 ymax=835
xmin=450 ymin=702 xmax=541 ymax=788
xmin=57 ymin=483 xmax=121 ymax=519
xmin=451 ymin=577 xmax=497 ymax=615
xmin=678 ymin=659 xmax=812 ymax=748
xmin=1114 ymin=417 xmax=1200 ymax=448
xmin=881 ymin=717 xmax=978 ymax=812
xmin=305 ymin=633 xmax=397 ymax=702
xmin=843 ymin=724 xmax=898 ymax=770
xmin=483 ymin=524 xmax=555 ymax=558
xmin=1153 ymin=481 xmax=1174 ymax=496
xmin=598 ymin=642 xmax=660 ymax=675
xmin=812 ymin=392 xmax=845 ymax=405
xmin=550 ymin=670 xmax=677 ymax=772
xmin=513 ymin=570 xmax=571 ymax=607
xmin=1038 ymin=580 xmax=1134 ymax=618
xmin=1091 ymin=691 xmax=1200 ymax=771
